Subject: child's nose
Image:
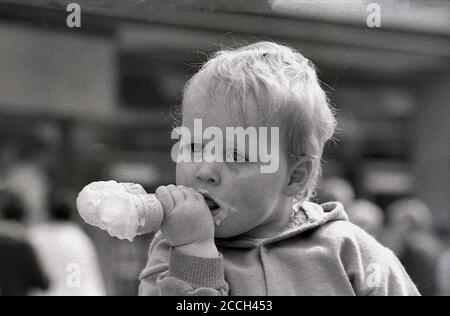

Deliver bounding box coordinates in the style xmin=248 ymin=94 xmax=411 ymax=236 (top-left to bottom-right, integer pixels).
xmin=195 ymin=163 xmax=220 ymax=185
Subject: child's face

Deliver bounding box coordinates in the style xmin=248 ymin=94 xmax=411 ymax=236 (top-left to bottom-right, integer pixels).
xmin=176 ymin=89 xmax=295 ymax=239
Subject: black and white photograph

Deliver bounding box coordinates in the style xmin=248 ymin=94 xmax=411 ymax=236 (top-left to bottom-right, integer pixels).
xmin=0 ymin=0 xmax=449 ymax=299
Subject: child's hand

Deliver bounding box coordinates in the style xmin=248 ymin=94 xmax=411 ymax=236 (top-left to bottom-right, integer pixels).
xmin=155 ymin=185 xmax=219 ymax=258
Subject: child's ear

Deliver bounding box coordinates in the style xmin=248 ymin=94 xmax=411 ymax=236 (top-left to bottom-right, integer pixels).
xmin=282 ymin=159 xmax=313 ymax=197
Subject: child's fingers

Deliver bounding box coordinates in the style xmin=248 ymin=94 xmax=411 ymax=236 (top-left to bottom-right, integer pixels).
xmin=155 ymin=186 xmax=175 ymax=213
xmin=177 ymin=186 xmax=192 ymax=201
xmin=185 ymin=187 xmax=201 ymax=202
xmin=191 ymin=189 xmax=204 ymax=202
xmin=176 ymin=186 xmax=205 ymax=206
xmin=168 ymin=185 xmax=185 ymax=206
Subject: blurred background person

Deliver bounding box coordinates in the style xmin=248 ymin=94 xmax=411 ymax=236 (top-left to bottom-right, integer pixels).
xmin=346 ymin=199 xmax=385 ymax=240
xmin=383 ymin=198 xmax=444 ymax=296
xmin=0 ymin=141 xmax=50 ymax=225
xmin=0 ymin=192 xmax=50 ymax=296
xmin=315 ymin=177 xmax=356 ymax=208
xmin=29 ymin=196 xmax=106 ymax=296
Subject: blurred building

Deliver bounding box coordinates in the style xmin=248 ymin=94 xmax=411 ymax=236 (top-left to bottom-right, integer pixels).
xmin=1 ymin=0 xmax=449 ymax=295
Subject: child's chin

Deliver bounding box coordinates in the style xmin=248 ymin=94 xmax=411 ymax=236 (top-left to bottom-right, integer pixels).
xmin=214 ymin=224 xmax=244 ymax=239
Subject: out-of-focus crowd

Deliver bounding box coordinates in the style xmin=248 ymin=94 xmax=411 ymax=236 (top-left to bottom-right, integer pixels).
xmin=1 ymin=140 xmax=449 ymax=295
xmin=316 ymin=177 xmax=450 ymax=296
xmin=0 ymin=191 xmax=106 ymax=296
xmin=0 ymin=143 xmax=106 ymax=296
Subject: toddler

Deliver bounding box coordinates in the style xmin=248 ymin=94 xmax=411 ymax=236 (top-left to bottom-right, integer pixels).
xmin=139 ymin=42 xmax=419 ymax=296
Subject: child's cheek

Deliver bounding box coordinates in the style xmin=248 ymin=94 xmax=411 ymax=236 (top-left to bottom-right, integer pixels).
xmin=225 ymin=162 xmax=262 ymax=175
xmin=175 ymin=162 xmax=194 ymax=186
xmin=228 ymin=171 xmax=279 ymax=206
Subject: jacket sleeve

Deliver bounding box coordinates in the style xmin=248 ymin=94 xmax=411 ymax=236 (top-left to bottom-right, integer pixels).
xmin=139 ymin=231 xmax=229 ymax=296
xmin=338 ymin=223 xmax=421 ymax=296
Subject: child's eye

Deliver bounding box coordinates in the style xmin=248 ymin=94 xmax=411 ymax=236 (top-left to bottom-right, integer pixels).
xmin=226 ymin=150 xmax=249 ymax=163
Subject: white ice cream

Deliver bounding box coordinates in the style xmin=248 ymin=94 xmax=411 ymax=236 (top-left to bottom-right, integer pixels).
xmin=76 ymin=181 xmax=163 ymax=242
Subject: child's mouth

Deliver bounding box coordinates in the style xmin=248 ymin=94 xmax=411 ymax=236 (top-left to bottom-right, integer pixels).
xmin=198 ymin=189 xmax=237 ymax=226
xmin=199 ymin=191 xmax=222 ymax=216
xmin=204 ymin=198 xmax=220 ymax=211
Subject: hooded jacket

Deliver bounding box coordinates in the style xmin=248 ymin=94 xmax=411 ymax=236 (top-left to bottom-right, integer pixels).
xmin=139 ymin=202 xmax=420 ymax=296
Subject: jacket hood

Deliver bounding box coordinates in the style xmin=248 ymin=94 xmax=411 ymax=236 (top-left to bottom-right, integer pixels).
xmin=216 ymin=201 xmax=349 ymax=249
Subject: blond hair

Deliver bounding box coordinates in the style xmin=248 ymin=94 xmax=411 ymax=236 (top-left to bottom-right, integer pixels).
xmin=182 ymin=42 xmax=336 ymax=202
